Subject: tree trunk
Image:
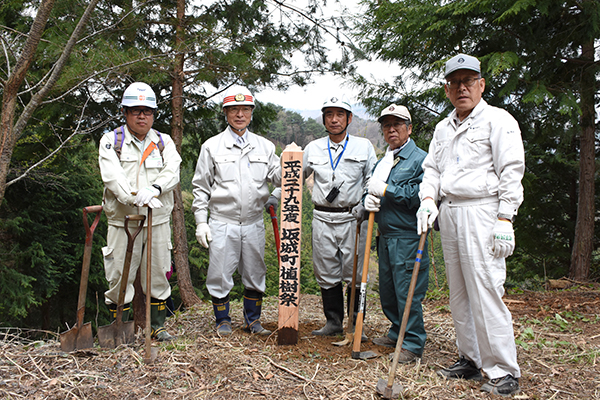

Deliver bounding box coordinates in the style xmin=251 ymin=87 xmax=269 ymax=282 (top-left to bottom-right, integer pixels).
xmin=170 ymin=0 xmax=201 ymax=307
xmin=0 ymin=0 xmax=56 ymax=207
xmin=569 ymin=40 xmax=596 ymax=281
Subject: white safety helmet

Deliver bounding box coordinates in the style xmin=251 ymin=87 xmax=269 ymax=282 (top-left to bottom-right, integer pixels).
xmin=223 ymin=85 xmax=255 ymax=108
xmin=321 ymin=95 xmax=352 ymax=113
xmin=121 ymin=82 xmax=158 ymax=109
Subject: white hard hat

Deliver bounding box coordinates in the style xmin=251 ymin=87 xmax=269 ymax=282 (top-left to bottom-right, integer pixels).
xmin=223 ymin=85 xmax=255 ymax=107
xmin=121 ymin=82 xmax=158 ymax=109
xmin=321 ymin=95 xmax=352 ymax=113
xmin=378 ymin=104 xmax=411 ymax=123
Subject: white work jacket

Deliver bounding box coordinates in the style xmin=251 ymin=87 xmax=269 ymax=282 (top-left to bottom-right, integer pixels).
xmin=192 ymin=127 xmax=281 ymax=225
xmin=98 ymin=125 xmax=181 ymax=227
xmin=303 ymin=134 xmax=376 ymax=222
xmin=419 ymin=99 xmax=525 ymax=216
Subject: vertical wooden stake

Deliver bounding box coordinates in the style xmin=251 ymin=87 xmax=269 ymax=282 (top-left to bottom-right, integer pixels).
xmin=278 ymin=143 xmax=303 ymax=345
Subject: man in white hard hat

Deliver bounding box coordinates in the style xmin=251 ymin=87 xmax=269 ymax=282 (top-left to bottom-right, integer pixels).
xmin=192 ymin=85 xmax=281 ymax=336
xmin=365 ymin=104 xmax=429 ymax=364
xmin=303 ymin=95 xmax=376 ymax=339
xmin=417 ymin=54 xmax=524 ymax=396
xmin=98 ymin=81 xmax=182 ymax=341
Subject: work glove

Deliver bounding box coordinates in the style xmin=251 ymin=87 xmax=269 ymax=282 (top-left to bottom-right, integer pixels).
xmin=147 ymin=197 xmax=164 ymax=209
xmin=351 ymin=203 xmax=367 ymax=223
xmin=491 ymin=219 xmax=515 ymax=258
xmin=134 ymin=186 xmax=160 ymax=206
xmin=195 ymin=223 xmax=212 ymax=249
xmin=368 ymin=179 xmax=388 ymax=198
xmin=264 ymin=195 xmax=279 ymax=214
xmin=417 ymin=198 xmax=438 ymax=235
xmin=364 ymin=194 xmax=381 ymax=213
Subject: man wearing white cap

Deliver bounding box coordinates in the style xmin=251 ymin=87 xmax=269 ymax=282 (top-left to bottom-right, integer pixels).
xmin=365 ymin=104 xmax=429 ymax=364
xmin=417 ymin=54 xmax=524 ymax=396
xmin=99 ymin=81 xmax=182 ymax=341
xmin=303 ymin=95 xmax=376 ymax=339
xmin=192 ymin=85 xmax=281 ymax=336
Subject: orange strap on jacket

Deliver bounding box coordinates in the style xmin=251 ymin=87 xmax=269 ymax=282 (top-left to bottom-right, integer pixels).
xmin=140 ymin=142 xmax=158 ymax=166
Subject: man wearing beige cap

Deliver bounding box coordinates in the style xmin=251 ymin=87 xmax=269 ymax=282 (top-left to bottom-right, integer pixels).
xmin=417 ymin=54 xmax=524 ymax=396
xmin=365 ymin=104 xmax=429 ymax=364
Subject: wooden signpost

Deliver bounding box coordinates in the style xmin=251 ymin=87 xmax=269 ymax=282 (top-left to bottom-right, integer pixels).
xmin=277 ymin=143 xmax=303 ymax=345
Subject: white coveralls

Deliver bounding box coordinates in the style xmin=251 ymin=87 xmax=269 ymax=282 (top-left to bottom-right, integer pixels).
xmin=419 ymin=99 xmax=525 ymax=379
xmin=98 ymin=125 xmax=181 ymax=304
xmin=303 ymin=134 xmax=376 ymax=289
xmin=191 ymin=128 xmax=281 ymax=299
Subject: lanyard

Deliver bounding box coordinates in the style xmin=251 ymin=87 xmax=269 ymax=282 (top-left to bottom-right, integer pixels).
xmin=327 ymin=134 xmax=349 ymax=180
xmin=140 ymin=141 xmax=158 ymax=166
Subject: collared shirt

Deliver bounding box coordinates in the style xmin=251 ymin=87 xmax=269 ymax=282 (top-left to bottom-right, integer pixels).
xmin=419 ymin=99 xmax=525 ymax=216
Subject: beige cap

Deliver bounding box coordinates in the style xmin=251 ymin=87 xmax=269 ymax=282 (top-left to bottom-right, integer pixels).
xmin=378 ymin=104 xmax=411 ymax=123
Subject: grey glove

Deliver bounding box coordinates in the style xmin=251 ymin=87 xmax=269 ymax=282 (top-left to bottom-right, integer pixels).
xmin=264 ymin=195 xmax=279 ymax=214
xmin=352 ymin=203 xmax=367 ymax=224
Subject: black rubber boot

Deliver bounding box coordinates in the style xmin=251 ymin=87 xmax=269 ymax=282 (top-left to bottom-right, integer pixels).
xmin=151 ymin=298 xmax=174 ymax=342
xmin=312 ymin=284 xmax=344 ymax=336
xmin=347 ymin=287 xmax=368 ymax=342
xmin=243 ymin=289 xmax=271 ymax=335
xmin=212 ymin=295 xmax=232 ymax=336
xmin=108 ymin=302 xmax=131 ymax=322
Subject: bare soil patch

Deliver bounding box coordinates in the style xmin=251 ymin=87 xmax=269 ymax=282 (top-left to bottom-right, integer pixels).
xmin=1 ymin=282 xmax=599 ymax=399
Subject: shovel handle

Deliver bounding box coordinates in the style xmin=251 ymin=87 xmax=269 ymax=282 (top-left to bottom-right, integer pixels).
xmin=352 ymin=212 xmax=375 ymax=355
xmin=115 ymin=215 xmax=146 ymax=324
xmin=347 ymin=223 xmax=361 ymax=328
xmin=386 ymin=230 xmax=428 ymax=389
xmin=145 ymin=208 xmax=153 ymax=363
xmin=76 ymin=206 xmax=103 ymax=327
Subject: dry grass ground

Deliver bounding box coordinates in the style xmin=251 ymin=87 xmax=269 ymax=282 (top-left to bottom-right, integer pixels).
xmin=1 ymin=280 xmax=599 ymax=399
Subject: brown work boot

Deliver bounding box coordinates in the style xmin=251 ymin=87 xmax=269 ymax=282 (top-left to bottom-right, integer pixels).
xmin=388 ymin=349 xmax=419 ymax=364
xmin=372 ymin=336 xmax=396 ymax=348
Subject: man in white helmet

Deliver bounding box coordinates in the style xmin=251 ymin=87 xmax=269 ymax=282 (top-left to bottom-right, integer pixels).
xmin=364 ymin=104 xmax=429 ymax=364
xmin=192 ymin=85 xmax=281 ymax=336
xmin=98 ymin=81 xmax=182 ymax=341
xmin=417 ymin=54 xmax=524 ymax=396
xmin=303 ymin=95 xmax=376 ymax=338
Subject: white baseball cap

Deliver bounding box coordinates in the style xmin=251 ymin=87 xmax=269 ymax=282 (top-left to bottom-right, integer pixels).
xmin=445 ymin=54 xmax=481 ymax=78
xmin=378 ymin=104 xmax=411 ymax=123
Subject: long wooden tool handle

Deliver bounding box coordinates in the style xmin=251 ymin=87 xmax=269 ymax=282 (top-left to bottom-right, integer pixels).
xmin=352 ymin=212 xmax=375 ymax=354
xmin=145 ymin=208 xmax=153 ymax=361
xmin=348 ymin=223 xmax=361 ymax=328
xmin=268 ymin=205 xmax=281 ymax=261
xmin=386 ymin=231 xmax=428 ymax=388
xmin=76 ymin=206 xmax=103 ymax=327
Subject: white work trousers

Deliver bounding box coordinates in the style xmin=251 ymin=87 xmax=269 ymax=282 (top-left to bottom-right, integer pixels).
xmin=103 ymin=222 xmax=172 ymax=304
xmin=312 ymin=217 xmax=368 ymax=290
xmin=438 ymin=199 xmax=520 ymax=379
xmin=206 ymin=218 xmax=267 ymax=299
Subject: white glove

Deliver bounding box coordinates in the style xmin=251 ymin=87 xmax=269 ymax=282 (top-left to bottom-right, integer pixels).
xmin=491 ymin=219 xmax=515 ymax=258
xmin=417 ymin=198 xmax=438 ymax=235
xmin=264 ymin=195 xmax=279 ymax=214
xmin=352 ymin=203 xmax=367 ymax=223
xmin=147 ymin=197 xmax=164 ymax=209
xmin=196 ymin=223 xmax=212 ymax=249
xmin=368 ymin=179 xmax=388 ymax=197
xmin=364 ymin=194 xmax=381 ymax=213
xmin=134 ymin=186 xmax=160 ymax=206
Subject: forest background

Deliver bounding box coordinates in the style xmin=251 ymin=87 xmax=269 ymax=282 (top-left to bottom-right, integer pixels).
xmin=0 ymin=0 xmax=598 ymax=334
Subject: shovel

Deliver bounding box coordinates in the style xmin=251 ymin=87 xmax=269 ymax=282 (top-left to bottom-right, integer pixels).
xmin=97 ymin=214 xmax=145 ymax=348
xmin=333 ymin=223 xmax=360 ymax=346
xmin=351 ymin=212 xmax=378 ymax=360
xmin=60 ymin=205 xmax=103 ymax=352
xmin=143 ymin=207 xmax=158 ymax=364
xmin=376 ymin=231 xmax=428 ymax=398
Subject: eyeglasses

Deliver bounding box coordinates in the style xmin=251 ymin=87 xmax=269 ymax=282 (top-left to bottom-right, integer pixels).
xmin=226 ymin=106 xmax=253 ymax=115
xmin=382 ymin=121 xmax=409 ymax=131
xmin=445 ymin=77 xmax=481 ymax=90
xmin=127 ymin=107 xmax=155 ymax=116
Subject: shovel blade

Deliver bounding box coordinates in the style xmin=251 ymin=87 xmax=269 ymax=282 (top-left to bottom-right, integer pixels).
xmin=97 ymin=320 xmax=135 ymax=349
xmin=351 ymin=350 xmax=379 ymax=360
xmin=376 ymin=378 xmax=403 ymax=399
xmin=60 ymin=322 xmax=93 ymax=352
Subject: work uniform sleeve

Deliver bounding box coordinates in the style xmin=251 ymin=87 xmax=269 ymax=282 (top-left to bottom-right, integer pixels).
xmin=490 ymin=110 xmax=525 ymax=215
xmin=419 ymin=129 xmax=442 ymax=202
xmin=267 ymin=147 xmax=282 ymax=187
xmin=362 ymin=142 xmax=377 ymax=189
xmin=98 ymin=132 xmax=135 ymax=206
xmin=191 ymin=145 xmax=214 ymax=225
xmin=152 ymin=134 xmax=181 ymax=194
